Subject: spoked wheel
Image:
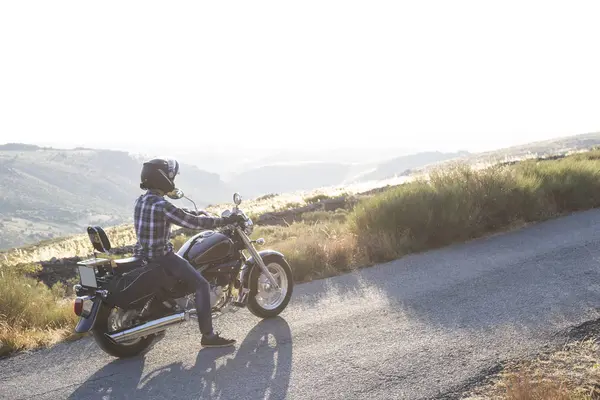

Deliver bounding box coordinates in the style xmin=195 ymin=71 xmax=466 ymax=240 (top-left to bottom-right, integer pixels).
xmin=247 ymin=254 xmax=294 ymax=318
xmin=91 ymin=304 xmax=156 ymax=358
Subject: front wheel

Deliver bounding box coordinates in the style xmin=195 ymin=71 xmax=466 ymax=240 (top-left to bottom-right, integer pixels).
xmin=247 ymin=254 xmax=294 ymax=318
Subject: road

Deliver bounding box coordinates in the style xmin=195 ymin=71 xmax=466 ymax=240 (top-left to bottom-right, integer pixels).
xmin=3 ymin=209 xmax=600 ymax=399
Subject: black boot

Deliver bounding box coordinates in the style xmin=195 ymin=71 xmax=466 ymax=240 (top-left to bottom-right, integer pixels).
xmin=201 ymin=331 xmax=236 ymax=348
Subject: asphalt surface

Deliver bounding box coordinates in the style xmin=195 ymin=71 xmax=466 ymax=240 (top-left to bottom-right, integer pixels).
xmin=3 ymin=209 xmax=600 ymax=400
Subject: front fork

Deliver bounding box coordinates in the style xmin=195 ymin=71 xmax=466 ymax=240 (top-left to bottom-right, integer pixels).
xmin=235 ymin=227 xmax=280 ymax=289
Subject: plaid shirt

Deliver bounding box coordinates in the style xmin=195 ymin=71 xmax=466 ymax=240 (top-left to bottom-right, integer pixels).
xmin=133 ymin=190 xmax=223 ymax=260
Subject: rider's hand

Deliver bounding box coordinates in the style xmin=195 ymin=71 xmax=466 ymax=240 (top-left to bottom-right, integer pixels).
xmin=222 ymin=213 xmax=245 ymax=226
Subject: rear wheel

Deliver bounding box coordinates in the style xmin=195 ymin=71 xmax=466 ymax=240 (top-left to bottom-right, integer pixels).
xmin=247 ymin=255 xmax=294 ymax=318
xmin=91 ymin=304 xmax=156 ymax=358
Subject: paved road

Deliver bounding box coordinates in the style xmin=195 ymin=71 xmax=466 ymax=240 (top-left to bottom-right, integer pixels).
xmin=3 ymin=209 xmax=600 ymax=400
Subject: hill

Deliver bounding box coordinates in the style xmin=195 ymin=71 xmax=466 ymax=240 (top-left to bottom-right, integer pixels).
xmin=3 ymin=131 xmax=600 ymax=250
xmin=0 ymin=146 xmax=231 ymax=250
xmin=227 ymin=162 xmax=357 ymax=198
xmin=225 ymin=151 xmax=470 ymax=198
xmin=468 ymin=131 xmax=600 ymax=164
xmin=357 ymin=150 xmax=471 ymax=182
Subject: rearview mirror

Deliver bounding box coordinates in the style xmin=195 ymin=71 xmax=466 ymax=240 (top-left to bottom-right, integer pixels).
xmin=167 ymin=188 xmax=184 ymax=200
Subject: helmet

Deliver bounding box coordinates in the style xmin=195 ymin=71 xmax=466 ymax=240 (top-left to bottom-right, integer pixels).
xmin=139 ymin=158 xmax=179 ymax=193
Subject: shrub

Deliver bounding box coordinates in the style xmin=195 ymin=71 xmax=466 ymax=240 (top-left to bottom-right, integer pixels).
xmin=0 ymin=267 xmax=78 ymax=357
xmin=283 ymin=202 xmax=302 ymax=210
xmin=300 ymin=210 xmax=348 ymax=224
xmin=256 ymin=193 xmax=278 ymax=201
xmin=253 ymin=221 xmax=362 ymax=282
xmin=350 ymin=154 xmax=600 ymax=263
xmin=304 ymin=194 xmax=331 ymax=204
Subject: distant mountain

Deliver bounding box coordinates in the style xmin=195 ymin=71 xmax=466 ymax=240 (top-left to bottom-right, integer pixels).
xmin=4 ymin=131 xmax=600 ymax=250
xmin=226 ymin=147 xmax=413 ymax=175
xmin=0 ymin=146 xmax=231 ymax=250
xmin=224 ymin=151 xmax=471 ymax=198
xmin=356 ymin=151 xmax=472 ymax=182
xmin=468 ymin=131 xmax=600 ymax=163
xmin=227 ymin=163 xmax=356 ymax=198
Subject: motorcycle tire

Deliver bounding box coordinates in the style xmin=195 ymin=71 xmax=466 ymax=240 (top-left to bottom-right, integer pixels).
xmin=247 ymin=254 xmax=294 ymax=319
xmin=91 ymin=303 xmax=156 ymax=358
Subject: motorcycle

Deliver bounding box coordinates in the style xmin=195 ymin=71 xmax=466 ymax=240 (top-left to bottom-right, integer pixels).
xmin=71 ymin=191 xmax=294 ymax=358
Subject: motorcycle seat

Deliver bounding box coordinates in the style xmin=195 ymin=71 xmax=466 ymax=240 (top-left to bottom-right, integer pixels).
xmin=113 ymin=256 xmax=145 ymax=274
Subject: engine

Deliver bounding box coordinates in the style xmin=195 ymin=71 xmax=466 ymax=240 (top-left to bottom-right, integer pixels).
xmin=209 ymin=285 xmax=226 ymax=308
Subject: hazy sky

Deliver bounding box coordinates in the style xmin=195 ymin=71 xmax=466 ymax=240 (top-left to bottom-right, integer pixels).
xmin=1 ymin=1 xmax=599 ymax=155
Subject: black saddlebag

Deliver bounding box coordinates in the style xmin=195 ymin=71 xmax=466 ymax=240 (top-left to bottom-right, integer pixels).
xmin=105 ymin=262 xmax=177 ymax=310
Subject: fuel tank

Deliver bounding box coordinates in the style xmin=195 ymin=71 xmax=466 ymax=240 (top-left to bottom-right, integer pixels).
xmin=176 ymin=230 xmax=235 ymax=265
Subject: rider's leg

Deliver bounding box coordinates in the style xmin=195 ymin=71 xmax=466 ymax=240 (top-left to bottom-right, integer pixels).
xmin=159 ymin=251 xmax=236 ymax=347
xmin=162 ymin=251 xmax=212 ymax=333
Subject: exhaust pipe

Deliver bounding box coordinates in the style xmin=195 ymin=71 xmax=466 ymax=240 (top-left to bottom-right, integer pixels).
xmin=106 ymin=309 xmax=196 ymax=344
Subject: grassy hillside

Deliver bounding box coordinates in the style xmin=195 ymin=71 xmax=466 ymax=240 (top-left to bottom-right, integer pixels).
xmin=358 ymin=150 xmax=471 ymax=182
xmin=6 ymin=132 xmax=598 ymax=251
xmin=3 ymin=147 xmax=600 ymax=359
xmin=0 ymin=145 xmax=231 ymax=250
xmin=350 ymin=149 xmax=600 ymax=263
xmin=467 ymin=131 xmax=600 ymax=167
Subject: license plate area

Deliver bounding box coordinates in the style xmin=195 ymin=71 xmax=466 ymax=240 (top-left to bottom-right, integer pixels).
xmin=78 ymin=265 xmax=98 ymax=288
xmin=76 ymin=258 xmax=111 ymax=288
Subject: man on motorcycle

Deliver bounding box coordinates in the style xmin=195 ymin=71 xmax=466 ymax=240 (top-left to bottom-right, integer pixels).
xmin=133 ymin=158 xmax=244 ymax=347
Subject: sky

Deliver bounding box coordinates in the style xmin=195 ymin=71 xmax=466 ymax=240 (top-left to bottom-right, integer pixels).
xmin=1 ymin=1 xmax=600 ymax=155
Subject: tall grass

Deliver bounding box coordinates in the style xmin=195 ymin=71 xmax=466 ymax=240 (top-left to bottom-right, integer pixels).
xmin=1 ymin=225 xmax=138 ymax=268
xmin=350 ymin=152 xmax=600 ymax=263
xmin=0 ymin=264 xmax=79 ymax=357
xmin=252 ymin=220 xmax=363 ymax=282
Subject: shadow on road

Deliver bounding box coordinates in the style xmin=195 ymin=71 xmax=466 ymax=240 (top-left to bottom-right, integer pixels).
xmin=67 ymin=316 xmax=293 ymax=400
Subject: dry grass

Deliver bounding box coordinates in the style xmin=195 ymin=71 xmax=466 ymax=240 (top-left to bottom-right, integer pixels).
xmin=251 ymin=220 xmax=364 ymax=282
xmin=0 ymin=224 xmax=138 ymax=268
xmin=350 ymin=150 xmax=600 ymax=264
xmin=465 ymin=339 xmax=600 ymax=399
xmin=0 ymin=178 xmax=386 ymax=268
xmin=0 ymin=266 xmax=79 ymax=357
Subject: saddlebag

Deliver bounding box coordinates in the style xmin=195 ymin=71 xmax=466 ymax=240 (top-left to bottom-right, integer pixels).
xmin=105 ymin=262 xmax=175 ymax=310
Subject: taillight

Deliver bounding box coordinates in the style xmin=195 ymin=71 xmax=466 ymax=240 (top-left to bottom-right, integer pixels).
xmin=73 ymin=296 xmax=93 ymax=317
xmin=74 ymin=298 xmax=83 ymax=316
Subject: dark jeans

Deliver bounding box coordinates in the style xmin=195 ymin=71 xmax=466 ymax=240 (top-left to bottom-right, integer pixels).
xmin=156 ymin=251 xmax=213 ymax=335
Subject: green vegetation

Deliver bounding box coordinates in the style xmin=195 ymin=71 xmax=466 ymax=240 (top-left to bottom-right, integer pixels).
xmin=1 ymin=224 xmax=138 ymax=268
xmin=299 ymin=209 xmax=349 ymax=224
xmin=0 ymin=263 xmax=79 ymax=357
xmin=251 ymin=220 xmax=361 ymax=283
xmin=304 ymin=193 xmax=332 ymax=204
xmin=4 ymin=149 xmax=600 ymax=359
xmin=255 ymin=193 xmax=278 ymax=201
xmin=351 ymin=151 xmax=600 ymax=263
xmin=249 ymin=150 xmax=600 ymax=286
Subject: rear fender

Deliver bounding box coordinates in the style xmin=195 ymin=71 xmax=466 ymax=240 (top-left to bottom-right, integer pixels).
xmin=240 ymin=250 xmax=286 ymax=289
xmin=74 ymin=295 xmax=103 ymax=333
